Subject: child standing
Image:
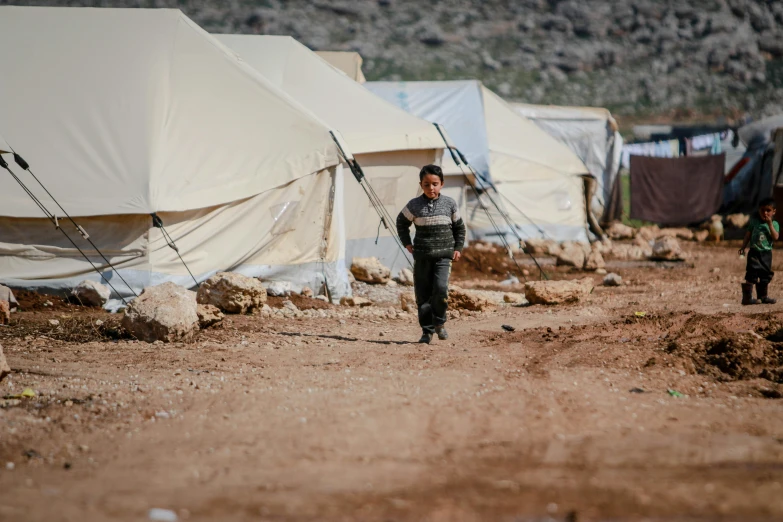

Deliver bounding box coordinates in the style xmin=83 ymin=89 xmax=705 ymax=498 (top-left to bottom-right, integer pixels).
xmin=396 ymin=165 xmax=466 ymax=344
xmin=739 ymin=197 xmax=779 ymax=305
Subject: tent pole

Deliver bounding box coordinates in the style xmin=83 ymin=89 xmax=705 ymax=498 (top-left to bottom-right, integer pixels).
xmin=0 ymin=154 xmax=130 ymax=305
xmin=432 ymin=123 xmax=548 ymax=281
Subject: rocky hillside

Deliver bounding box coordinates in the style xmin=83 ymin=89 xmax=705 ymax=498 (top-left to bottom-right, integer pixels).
xmin=5 ymin=0 xmax=783 ymax=120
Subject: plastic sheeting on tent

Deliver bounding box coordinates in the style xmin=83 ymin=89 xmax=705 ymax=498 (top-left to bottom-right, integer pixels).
xmin=216 ymin=35 xmax=451 ymax=275
xmin=366 ymin=80 xmax=591 ymax=243
xmin=0 ymin=6 xmax=349 ymax=302
xmin=510 ymin=103 xmax=623 ymax=223
xmin=316 ymin=51 xmax=367 ymax=83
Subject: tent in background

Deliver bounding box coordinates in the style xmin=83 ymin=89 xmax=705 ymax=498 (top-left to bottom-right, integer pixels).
xmin=510 ymin=103 xmax=623 ymax=224
xmin=0 ymin=6 xmax=348 ymax=301
xmin=722 ymin=114 xmax=782 ymax=215
xmin=217 ymin=35 xmax=449 ymax=275
xmin=367 ymin=80 xmax=592 ymax=243
xmin=316 ymin=51 xmax=366 ymax=83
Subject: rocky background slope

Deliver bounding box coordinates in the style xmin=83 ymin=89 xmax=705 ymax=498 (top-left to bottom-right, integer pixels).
xmin=5 ymin=0 xmax=783 ymax=120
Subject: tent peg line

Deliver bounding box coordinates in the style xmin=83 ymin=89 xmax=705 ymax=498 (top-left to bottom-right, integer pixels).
xmin=432 ymin=123 xmax=549 ymax=281
xmin=150 ymin=213 xmax=200 ymax=289
xmin=329 ymin=131 xmax=414 ymax=270
xmin=0 ymin=152 xmax=131 ymax=305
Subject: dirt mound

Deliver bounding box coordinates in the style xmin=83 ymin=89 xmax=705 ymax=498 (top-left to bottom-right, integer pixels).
xmin=452 ymin=243 xmax=519 ymax=281
xmin=0 ymin=315 xmax=131 ymax=343
xmin=664 ymin=313 xmax=783 ymax=383
xmin=12 ymin=290 xmax=75 ymax=312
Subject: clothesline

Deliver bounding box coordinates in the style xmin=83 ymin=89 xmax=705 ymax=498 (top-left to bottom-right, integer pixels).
xmin=621 ymin=131 xmax=730 ymax=169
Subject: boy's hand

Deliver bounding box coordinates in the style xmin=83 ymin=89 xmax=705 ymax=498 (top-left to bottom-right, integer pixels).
xmin=453 ymin=251 xmax=461 ymax=262
xmin=406 ymin=245 xmax=413 ymax=254
xmin=739 ymin=247 xmax=746 ymax=257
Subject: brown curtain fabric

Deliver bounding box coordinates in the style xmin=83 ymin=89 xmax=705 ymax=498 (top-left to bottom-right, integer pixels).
xmin=630 ymin=154 xmax=725 ymax=226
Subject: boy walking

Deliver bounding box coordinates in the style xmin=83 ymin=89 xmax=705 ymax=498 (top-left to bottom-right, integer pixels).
xmin=739 ymin=197 xmax=779 ymax=305
xmin=396 ymin=165 xmax=466 ymax=344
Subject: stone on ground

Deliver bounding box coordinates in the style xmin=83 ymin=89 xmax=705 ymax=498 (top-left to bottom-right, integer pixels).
xmin=282 ymin=299 xmax=300 ymax=312
xmin=400 ymin=292 xmax=416 ymax=312
xmin=725 ymin=213 xmax=749 ymax=229
xmin=396 ymin=268 xmax=414 ymax=286
xmin=121 ymin=282 xmax=199 ymax=343
xmin=651 ymin=236 xmax=686 ymax=261
xmin=556 ymin=243 xmax=586 ymax=268
xmin=603 ymin=273 xmax=623 ymax=286
xmin=606 ymin=222 xmax=635 ymax=239
xmin=340 ymin=295 xmax=373 ymax=307
xmin=196 ymin=272 xmax=267 ymax=314
xmin=636 ymin=225 xmax=661 ymax=241
xmin=524 ymin=278 xmax=595 ymax=305
xmin=300 ymin=286 xmax=313 ymax=298
xmin=584 ymin=249 xmax=606 ymax=271
xmin=610 ymin=244 xmax=649 ymax=260
xmin=0 ymin=343 xmax=10 ymax=382
xmin=71 ymin=280 xmax=111 ymax=307
xmin=350 ymin=257 xmax=391 ymax=284
xmin=266 ymin=281 xmax=293 ymax=297
xmin=659 ymin=228 xmax=694 ymax=241
xmin=694 ymin=229 xmax=710 ymax=242
xmin=503 ymin=293 xmax=527 ymax=305
xmin=449 ymin=285 xmax=493 ymax=311
xmin=0 ymin=301 xmax=9 ymax=326
xmin=523 ymin=238 xmax=548 ymax=254
xmin=196 ymin=304 xmax=224 ymax=329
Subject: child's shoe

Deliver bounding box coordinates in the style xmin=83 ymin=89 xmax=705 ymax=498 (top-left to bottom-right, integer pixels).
xmin=742 ymin=283 xmax=759 ymax=305
xmin=757 ymin=282 xmax=777 ymax=304
xmin=435 ymin=325 xmax=448 ymax=340
xmin=418 ymin=332 xmax=432 ymax=344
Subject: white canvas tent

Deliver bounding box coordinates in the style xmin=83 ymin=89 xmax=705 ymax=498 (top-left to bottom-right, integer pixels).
xmin=316 ymin=51 xmax=367 ymax=83
xmin=0 ymin=7 xmax=350 ymax=301
xmin=366 ymin=80 xmax=592 ymax=242
xmin=510 ymin=103 xmax=623 ymax=223
xmin=217 ymin=35 xmax=450 ymax=275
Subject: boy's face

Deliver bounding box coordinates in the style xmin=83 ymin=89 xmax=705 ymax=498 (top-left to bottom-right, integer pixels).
xmin=759 ymin=205 xmax=776 ymax=221
xmin=420 ymin=174 xmax=443 ymax=199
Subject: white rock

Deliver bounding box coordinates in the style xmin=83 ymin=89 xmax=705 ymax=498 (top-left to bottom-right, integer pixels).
xmin=603 ymin=273 xmax=623 ymax=286
xmin=651 ymin=236 xmax=686 ymax=261
xmin=71 ymin=280 xmax=111 ymax=307
xmin=396 ymin=268 xmax=414 ymax=286
xmin=48 ymin=319 xmax=60 ymax=326
xmin=400 ymin=292 xmax=416 ymax=312
xmin=148 ymin=508 xmax=178 ymax=522
xmin=503 ymin=293 xmax=527 ymax=305
xmin=196 ymin=273 xmax=267 ymax=314
xmin=266 ymin=281 xmax=293 ymax=297
xmin=386 ymin=280 xmax=398 ymax=287
xmin=606 ymin=222 xmax=635 ymax=239
xmin=121 ymin=282 xmax=199 ymax=343
xmin=340 ymin=296 xmax=372 ymax=307
xmin=499 ymin=275 xmax=520 ymax=286
xmin=282 ymin=299 xmax=299 ymax=312
xmin=584 ymin=249 xmax=606 ymax=271
xmin=300 ymin=286 xmax=314 ymax=298
xmin=524 ymin=278 xmax=595 ymax=305
xmin=314 ymin=295 xmax=328 ymax=302
xmin=556 ymin=243 xmax=586 ymax=268
xmin=350 ymin=257 xmax=391 ymax=284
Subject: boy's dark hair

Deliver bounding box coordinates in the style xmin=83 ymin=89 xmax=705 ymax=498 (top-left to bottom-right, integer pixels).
xmin=760 ymin=197 xmax=777 ymax=209
xmin=419 ymin=164 xmax=444 ymax=182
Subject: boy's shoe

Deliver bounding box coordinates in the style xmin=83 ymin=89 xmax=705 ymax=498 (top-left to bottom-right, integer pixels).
xmin=435 ymin=325 xmax=448 ymax=340
xmin=757 ymin=282 xmax=777 ymax=304
xmin=742 ymin=283 xmax=759 ymax=305
xmin=418 ymin=332 xmax=432 ymax=344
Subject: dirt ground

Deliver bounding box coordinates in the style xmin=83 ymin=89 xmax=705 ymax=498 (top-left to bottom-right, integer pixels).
xmin=2 ymin=242 xmax=783 ymax=522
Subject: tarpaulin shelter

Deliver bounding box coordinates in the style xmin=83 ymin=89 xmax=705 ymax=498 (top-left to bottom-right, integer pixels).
xmin=366 ymin=80 xmax=592 ymax=242
xmin=216 ymin=35 xmax=450 ymax=275
xmin=510 ymin=103 xmax=623 ymax=224
xmin=630 ymin=154 xmax=725 ymax=226
xmin=0 ymin=7 xmax=351 ymax=301
xmin=722 ymin=115 xmax=782 ymax=215
xmin=315 ymin=51 xmax=367 ymax=83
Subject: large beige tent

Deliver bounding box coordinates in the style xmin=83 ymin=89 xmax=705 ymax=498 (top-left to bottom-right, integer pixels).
xmin=367 ymin=80 xmax=592 ymax=242
xmin=217 ymin=35 xmax=450 ymax=274
xmin=0 ymin=7 xmax=349 ymax=301
xmin=316 ymin=51 xmax=367 ymax=83
xmin=510 ymin=103 xmax=623 ymax=223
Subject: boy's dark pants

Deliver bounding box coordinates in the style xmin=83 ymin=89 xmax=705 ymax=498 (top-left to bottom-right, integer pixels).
xmin=413 ymin=257 xmax=451 ymax=334
xmin=745 ymin=249 xmax=774 ymax=284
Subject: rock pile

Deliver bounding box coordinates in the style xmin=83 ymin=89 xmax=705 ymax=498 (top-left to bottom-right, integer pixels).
xmin=122 ymin=282 xmax=199 ymax=343
xmin=196 ymin=272 xmax=267 ymax=314
xmin=524 ymin=278 xmax=595 ymax=305
xmin=71 ymin=280 xmax=111 ymax=307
